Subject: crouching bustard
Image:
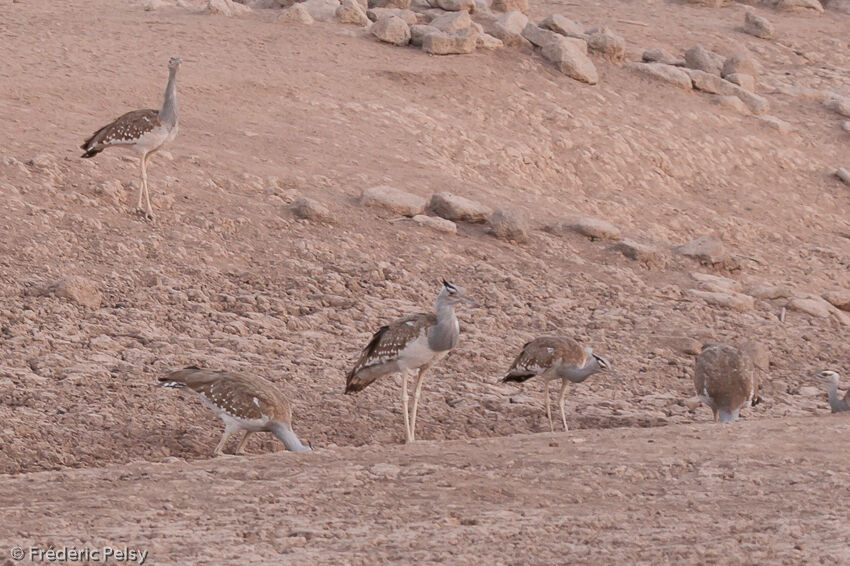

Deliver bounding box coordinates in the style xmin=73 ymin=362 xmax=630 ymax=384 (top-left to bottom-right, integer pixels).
xmin=502 ymin=336 xmax=616 ymax=432
xmin=81 ymin=57 xmax=181 ymax=221
xmin=345 ymin=280 xmax=474 ymax=443
xmin=818 ymin=370 xmax=850 ymax=413
xmin=160 ymin=366 xmax=312 ymax=456
xmin=694 ymin=343 xmax=761 ymax=423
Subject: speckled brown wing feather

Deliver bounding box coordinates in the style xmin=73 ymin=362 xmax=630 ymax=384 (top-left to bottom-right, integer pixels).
xmin=502 ymin=337 xmax=587 ymax=382
xmin=694 ymin=344 xmax=757 ymax=413
xmin=161 ymin=367 xmax=292 ymax=423
xmin=345 ymin=312 xmax=436 ymax=393
xmin=81 ymin=108 xmax=160 ymax=157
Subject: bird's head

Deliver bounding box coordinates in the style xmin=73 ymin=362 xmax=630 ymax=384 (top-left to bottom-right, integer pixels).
xmin=168 ymin=57 xmax=183 ymax=71
xmin=818 ymin=369 xmax=840 ymax=385
xmin=439 ymin=279 xmax=475 ymax=307
xmin=591 ymin=352 xmax=623 ymax=381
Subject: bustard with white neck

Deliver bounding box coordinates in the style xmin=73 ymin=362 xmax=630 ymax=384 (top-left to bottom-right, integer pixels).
xmin=345 ymin=280 xmax=474 ymax=443
xmin=693 ymin=343 xmax=761 ymax=423
xmin=818 ymin=370 xmax=850 ymax=413
xmin=81 ymin=57 xmax=181 ymax=220
xmin=502 ymin=336 xmax=617 ymax=432
xmin=159 ymin=366 xmax=312 ymax=456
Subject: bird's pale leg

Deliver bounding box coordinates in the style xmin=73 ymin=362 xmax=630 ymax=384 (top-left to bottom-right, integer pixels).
xmin=213 ymin=429 xmax=234 ymax=457
xmin=402 ymin=370 xmax=412 ymax=444
xmin=142 ymin=153 xmax=154 ymax=219
xmin=234 ymin=431 xmax=254 ymax=455
xmin=545 ymin=380 xmax=553 ymax=433
xmin=557 ymin=378 xmax=569 ymax=432
xmin=409 ymin=367 xmax=428 ymax=442
xmin=136 ymin=156 xmax=145 ymax=212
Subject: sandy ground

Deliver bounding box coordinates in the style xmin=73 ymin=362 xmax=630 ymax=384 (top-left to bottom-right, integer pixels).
xmin=1 ymin=0 xmax=849 ymax=561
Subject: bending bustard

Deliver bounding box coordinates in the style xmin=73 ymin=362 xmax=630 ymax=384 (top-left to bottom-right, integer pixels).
xmin=345 ymin=280 xmax=474 ymax=443
xmin=81 ymin=57 xmax=181 ymax=221
xmin=502 ymin=336 xmax=616 ymax=432
xmin=818 ymin=370 xmax=850 ymax=413
xmin=160 ymin=366 xmax=312 ymax=456
xmin=694 ymin=343 xmax=761 ymax=423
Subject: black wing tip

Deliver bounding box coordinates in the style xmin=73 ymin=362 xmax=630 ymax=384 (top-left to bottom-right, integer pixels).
xmin=502 ymin=372 xmax=535 ymax=383
xmin=80 ymin=148 xmax=101 ymax=158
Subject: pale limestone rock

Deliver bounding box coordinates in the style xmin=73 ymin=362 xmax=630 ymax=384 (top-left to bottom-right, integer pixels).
xmin=743 ymin=12 xmax=774 ymax=39
xmin=337 ymin=0 xmax=370 ymax=24
xmin=722 ymin=54 xmax=760 ymax=80
xmin=628 ymin=62 xmax=692 ymax=90
xmin=278 ymin=3 xmax=314 ymax=23
xmin=540 ymin=14 xmax=583 ymax=37
xmin=206 ymin=0 xmax=251 ymax=15
xmin=291 ymin=198 xmax=333 ymax=222
xmin=428 ymin=192 xmax=492 ymax=223
xmin=433 ymin=0 xmax=474 ymax=11
xmin=787 ymin=296 xmax=833 ymax=318
xmin=428 ymin=9 xmax=471 ymax=31
xmin=824 ymin=96 xmax=850 ymax=117
xmin=759 ymin=116 xmax=793 ymax=134
xmin=567 ymin=216 xmax=622 ymax=241
xmin=491 ymin=0 xmax=526 ymax=12
xmin=541 ymin=36 xmax=597 ymax=85
xmin=675 ymin=235 xmax=729 ymax=266
xmin=642 ymin=48 xmax=684 ymax=66
xmin=411 ymin=24 xmax=439 ymax=45
xmin=611 ymin=239 xmax=661 ymax=264
xmin=49 ymin=277 xmax=102 ymax=308
xmin=822 ymin=290 xmax=850 ymax=312
xmin=368 ymin=7 xmax=417 ymax=23
xmin=300 ymin=0 xmax=339 ymax=20
xmin=684 ymin=45 xmax=725 ymax=76
xmin=689 ymin=290 xmax=754 ymax=312
xmin=422 ymin=28 xmax=477 ymax=54
xmin=361 ymin=185 xmax=425 ymax=215
xmin=777 ymin=0 xmax=823 ymax=11
xmin=412 ymin=215 xmax=458 ymax=234
xmin=836 ymin=168 xmax=850 ymax=186
xmin=476 ymin=32 xmax=503 ymax=49
xmin=586 ymin=26 xmax=625 ymax=62
xmin=487 ymin=209 xmax=528 ymax=243
xmin=725 ymin=73 xmax=755 ymax=91
xmin=371 ymin=15 xmax=411 ymax=45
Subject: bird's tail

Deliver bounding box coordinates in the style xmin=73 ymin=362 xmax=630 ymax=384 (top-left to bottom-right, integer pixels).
xmin=80 ymin=147 xmax=102 ymax=159
xmin=501 ymin=371 xmax=535 ymax=383
xmin=158 ymin=365 xmax=202 ymax=387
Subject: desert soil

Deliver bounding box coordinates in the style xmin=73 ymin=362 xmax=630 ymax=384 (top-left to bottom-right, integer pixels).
xmin=0 ymin=0 xmax=848 ymax=562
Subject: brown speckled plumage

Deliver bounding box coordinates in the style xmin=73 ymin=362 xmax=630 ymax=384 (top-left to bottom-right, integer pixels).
xmin=694 ymin=344 xmax=759 ymax=422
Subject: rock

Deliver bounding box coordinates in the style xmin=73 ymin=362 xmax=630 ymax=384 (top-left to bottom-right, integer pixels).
xmin=428 ymin=9 xmax=471 ymax=31
xmin=642 ymin=48 xmax=684 ymax=66
xmin=586 ymin=27 xmax=625 ymax=62
xmin=278 ymin=3 xmax=314 ymax=23
xmin=712 ymin=95 xmax=750 ymax=115
xmin=410 ymin=24 xmax=439 ymax=45
xmin=822 ymin=290 xmax=850 ymax=311
xmin=371 ymin=15 xmax=411 ymax=45
xmin=476 ymin=32 xmax=503 ymax=49
xmin=691 ymin=272 xmax=740 ymax=293
xmin=369 ymin=0 xmax=410 ymax=8
xmin=843 ymin=121 xmax=850 ymax=134
xmin=686 ymin=70 xmax=768 ymax=113
xmin=777 ymin=0 xmax=823 ymax=11
xmin=684 ymin=45 xmax=725 ymax=75
xmin=787 ymin=296 xmax=833 ymax=318
xmin=491 ymin=0 xmax=527 ymax=12
xmin=487 ymin=209 xmax=528 ymax=243
xmin=144 ymin=0 xmax=169 ymax=10
xmin=611 ymin=239 xmax=661 ymax=264
xmin=836 ymin=168 xmax=850 ymax=186
xmin=799 ymin=386 xmax=822 ymax=397
xmin=759 ymin=116 xmax=793 ymax=134
xmin=368 ymin=7 xmax=417 ymax=23
xmin=428 ymin=192 xmax=492 ymax=223
xmin=433 ymin=0 xmax=474 ymax=11
xmin=541 ymin=36 xmax=598 ymax=85
xmin=736 ymin=89 xmax=769 ymax=114
xmin=746 ymin=284 xmax=789 ymax=300
xmin=725 ymin=73 xmax=755 ymax=92
xmin=300 ymin=0 xmax=341 ymax=20
xmin=566 ymin=216 xmax=622 ymax=241
xmin=689 ymin=290 xmax=754 ymax=312
xmin=675 ymin=235 xmax=730 ymax=267
xmin=488 ymin=11 xmax=530 ymax=47
xmin=422 ymin=28 xmax=477 ymax=54
xmin=658 ymin=335 xmax=703 ymax=356
xmin=743 ymin=11 xmax=774 ymax=39
xmin=412 ymin=215 xmax=458 ymax=234
xmin=627 ymin=62 xmax=692 ymax=90
xmin=360 ymin=185 xmax=425 ymax=215
xmin=49 ymin=277 xmax=102 ymax=308
xmin=337 ymin=0 xmax=370 ymax=24
xmin=824 ymin=96 xmax=850 ymax=118
xmin=739 ymin=341 xmax=770 ymax=372
xmin=521 ymin=23 xmax=556 ymax=47
xmin=722 ymin=54 xmax=760 ymax=80
xmin=539 ymin=14 xmax=584 ymax=38
xmin=291 ymin=198 xmax=333 ymax=222
xmin=206 ymin=0 xmax=251 ymax=15
xmin=824 ymin=0 xmax=850 ymax=12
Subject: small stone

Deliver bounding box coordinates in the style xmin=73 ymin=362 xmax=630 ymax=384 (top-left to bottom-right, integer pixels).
xmin=611 ymin=239 xmax=661 ymax=263
xmin=143 ymin=0 xmax=169 ymax=10
xmin=428 ymin=9 xmax=471 ymax=31
xmin=642 ymin=48 xmax=684 ymax=66
xmin=586 ymin=26 xmax=625 ymax=62
xmin=722 ymin=54 xmax=760 ymax=80
xmin=291 ymin=198 xmax=333 ymax=222
xmin=824 ymin=96 xmax=850 ymax=118
xmin=410 ymin=24 xmax=439 ymax=45
xmin=412 ymin=215 xmax=457 ymax=234
xmin=539 ymin=14 xmax=584 ymax=37
xmin=206 ymin=0 xmax=251 ymax=15
xmin=777 ymin=0 xmax=823 ymax=11
xmin=787 ymin=296 xmax=833 ymax=318
xmin=627 ymin=62 xmax=692 ymax=90
xmin=658 ymin=335 xmax=703 ymax=356
xmin=300 ymin=0 xmax=341 ymax=20
xmin=371 ymin=15 xmax=411 ymax=45
xmin=541 ymin=36 xmax=598 ymax=85
xmin=367 ymin=7 xmax=417 ymax=23
xmin=759 ymin=116 xmax=793 ymax=134
xmin=278 ymin=3 xmax=314 ymax=23
xmin=567 ymin=216 xmax=622 ymax=241
xmin=684 ymin=45 xmax=725 ymax=76
xmin=491 ymin=0 xmax=527 ymax=12
xmin=433 ymin=0 xmax=473 ymax=11
xmin=835 ymin=168 xmax=850 ymax=185
xmin=674 ymin=235 xmax=730 ymax=267
xmin=743 ymin=11 xmax=774 ymax=40
xmin=49 ymin=276 xmax=102 ymax=308
xmin=725 ymin=73 xmax=755 ymax=91
xmin=488 ymin=11 xmax=530 ymax=47
xmin=422 ymin=28 xmax=477 ymax=54
xmin=369 ymin=0 xmax=410 ymax=8
xmin=746 ymin=284 xmax=789 ymax=300
xmin=843 ymin=121 xmax=850 ymax=133
xmin=487 ymin=209 xmax=528 ymax=243
xmin=361 ymin=185 xmax=425 ymax=215
xmin=337 ymin=0 xmax=369 ymax=24
xmin=428 ymin=192 xmax=492 ymax=223
xmin=798 ymin=386 xmax=821 ymax=397
xmin=521 ymin=23 xmax=556 ymax=48
xmin=689 ymin=290 xmax=754 ymax=312
xmin=822 ymin=290 xmax=850 ymax=312
xmin=712 ymin=95 xmax=750 ymax=115
xmin=476 ymin=32 xmax=503 ymax=49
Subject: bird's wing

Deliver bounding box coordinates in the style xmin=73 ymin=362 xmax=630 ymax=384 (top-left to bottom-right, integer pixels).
xmin=81 ymin=108 xmax=160 ymax=155
xmin=347 ymin=313 xmax=435 ymax=377
xmin=503 ymin=336 xmax=585 ymax=381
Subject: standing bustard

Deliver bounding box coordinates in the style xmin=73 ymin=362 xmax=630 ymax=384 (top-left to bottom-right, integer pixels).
xmin=345 ymin=280 xmax=474 ymax=443
xmin=159 ymin=366 xmax=312 ymax=456
xmin=81 ymin=57 xmax=181 ymax=221
xmin=502 ymin=336 xmax=616 ymax=432
xmin=818 ymin=370 xmax=850 ymax=413
xmin=693 ymin=343 xmax=761 ymax=423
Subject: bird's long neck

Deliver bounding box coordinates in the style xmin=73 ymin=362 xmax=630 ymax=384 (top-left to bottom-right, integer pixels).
xmin=560 ymin=356 xmax=600 ymax=383
xmin=429 ymin=293 xmax=459 ymax=352
xmin=159 ymin=67 xmax=179 ymax=127
xmin=269 ymin=422 xmax=311 ymax=452
xmin=825 ymin=381 xmax=848 ymax=412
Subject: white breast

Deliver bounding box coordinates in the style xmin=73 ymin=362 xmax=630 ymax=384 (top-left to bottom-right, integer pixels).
xmin=397 ymin=331 xmax=440 ymax=371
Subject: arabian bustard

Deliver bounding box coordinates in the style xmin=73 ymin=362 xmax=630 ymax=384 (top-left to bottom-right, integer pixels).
xmin=818 ymin=370 xmax=850 ymax=413
xmin=81 ymin=57 xmax=181 ymax=220
xmin=693 ymin=343 xmax=761 ymax=423
xmin=502 ymin=336 xmax=616 ymax=432
xmin=160 ymin=366 xmax=312 ymax=456
xmin=345 ymin=280 xmax=474 ymax=443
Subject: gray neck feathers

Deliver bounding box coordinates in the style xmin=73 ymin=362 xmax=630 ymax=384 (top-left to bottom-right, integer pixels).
xmin=428 ymin=292 xmax=459 ymax=352
xmin=269 ymin=422 xmax=311 ymax=452
xmin=159 ymin=68 xmax=178 ymax=127
xmin=559 ymin=356 xmax=601 ymax=383
xmin=826 ymin=382 xmax=850 ymax=412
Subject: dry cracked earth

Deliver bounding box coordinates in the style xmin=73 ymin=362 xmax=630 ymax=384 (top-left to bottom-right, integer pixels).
xmin=1 ymin=0 xmax=849 ymax=562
